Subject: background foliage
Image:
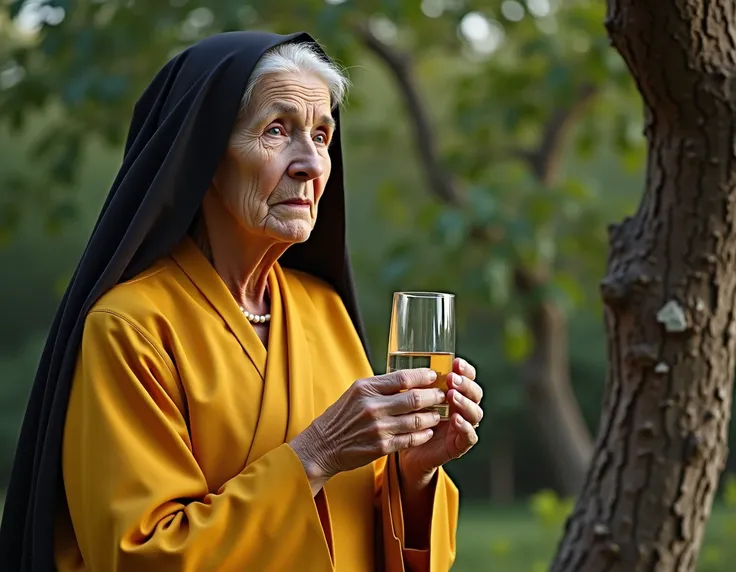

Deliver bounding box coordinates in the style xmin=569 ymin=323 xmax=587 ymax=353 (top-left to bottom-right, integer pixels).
xmin=1 ymin=0 xmax=734 ymax=569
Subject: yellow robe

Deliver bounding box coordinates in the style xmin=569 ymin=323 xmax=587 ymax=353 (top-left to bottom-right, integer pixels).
xmin=54 ymin=236 xmax=459 ymax=571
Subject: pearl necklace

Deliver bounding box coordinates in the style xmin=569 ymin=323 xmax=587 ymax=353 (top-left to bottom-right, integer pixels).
xmin=240 ymin=306 xmax=271 ymax=324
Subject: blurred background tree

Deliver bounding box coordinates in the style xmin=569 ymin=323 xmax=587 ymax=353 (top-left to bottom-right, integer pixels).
xmin=1 ymin=0 xmax=734 ymax=570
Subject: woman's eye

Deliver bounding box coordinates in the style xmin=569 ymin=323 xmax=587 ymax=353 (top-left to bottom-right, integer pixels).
xmin=266 ymin=126 xmax=282 ymax=136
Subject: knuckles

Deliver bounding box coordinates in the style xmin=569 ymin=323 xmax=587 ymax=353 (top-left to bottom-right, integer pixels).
xmin=407 ymin=389 xmax=423 ymax=410
xmin=377 ymin=438 xmax=393 ymax=456
xmin=362 ymin=400 xmax=381 ymax=420
xmin=367 ymin=418 xmax=385 ymax=438
xmin=396 ymin=370 xmax=413 ymax=390
xmin=469 ymin=430 xmax=479 ymax=446
xmin=354 ymin=378 xmax=372 ymax=395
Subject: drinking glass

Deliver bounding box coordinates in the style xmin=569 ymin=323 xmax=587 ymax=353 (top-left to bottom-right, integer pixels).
xmin=386 ymin=291 xmax=455 ymax=420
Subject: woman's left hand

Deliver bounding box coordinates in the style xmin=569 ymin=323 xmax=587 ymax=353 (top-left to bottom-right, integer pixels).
xmin=398 ymin=357 xmax=483 ymax=483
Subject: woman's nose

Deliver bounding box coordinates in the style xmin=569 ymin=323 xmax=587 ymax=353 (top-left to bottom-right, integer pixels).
xmin=287 ymin=142 xmax=324 ymax=181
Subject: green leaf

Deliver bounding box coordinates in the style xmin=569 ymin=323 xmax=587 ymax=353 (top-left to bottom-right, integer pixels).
xmin=484 ymin=258 xmax=512 ymax=307
xmin=503 ymin=316 xmax=533 ymax=362
xmin=434 ymin=209 xmax=467 ymax=248
xmin=560 ymin=178 xmax=592 ymax=201
xmin=551 ymin=272 xmax=585 ymax=309
xmin=529 ymin=488 xmax=574 ymax=529
xmin=466 ymin=186 xmax=497 ymax=224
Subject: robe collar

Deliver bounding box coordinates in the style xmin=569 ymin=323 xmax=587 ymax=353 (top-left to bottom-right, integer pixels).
xmin=170 ymin=235 xmax=315 ymax=461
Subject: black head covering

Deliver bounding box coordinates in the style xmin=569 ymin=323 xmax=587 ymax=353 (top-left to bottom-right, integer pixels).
xmin=0 ymin=31 xmax=369 ymax=571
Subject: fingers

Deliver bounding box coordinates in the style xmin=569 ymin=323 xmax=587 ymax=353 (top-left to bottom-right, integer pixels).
xmin=372 ymin=406 xmax=440 ymax=456
xmin=449 ymin=413 xmax=479 ymax=457
xmin=380 ymin=387 xmax=446 ymax=415
xmin=447 ymin=388 xmax=483 ymax=426
xmin=447 ymin=372 xmax=483 ymax=404
xmin=368 ymin=368 xmax=437 ymax=395
xmin=391 ymin=410 xmax=441 ymax=434
xmin=453 ymin=357 xmax=476 ymax=381
xmin=390 ymin=428 xmax=435 ymax=451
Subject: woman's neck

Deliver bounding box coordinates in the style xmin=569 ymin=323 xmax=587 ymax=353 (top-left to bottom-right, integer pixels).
xmin=192 ymin=194 xmax=288 ymax=315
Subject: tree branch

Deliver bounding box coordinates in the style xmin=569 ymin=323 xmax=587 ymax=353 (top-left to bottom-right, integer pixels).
xmin=353 ymin=24 xmax=462 ymax=206
xmin=510 ymin=83 xmax=598 ymax=185
xmin=355 ymin=23 xmax=598 ymax=200
xmin=534 ymin=83 xmax=599 ymax=184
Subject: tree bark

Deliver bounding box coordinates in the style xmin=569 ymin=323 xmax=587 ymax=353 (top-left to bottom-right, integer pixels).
xmin=355 ymin=25 xmax=596 ymax=495
xmin=551 ymin=1 xmax=736 ymax=570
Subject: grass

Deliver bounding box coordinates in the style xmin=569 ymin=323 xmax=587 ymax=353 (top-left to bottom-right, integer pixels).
xmin=452 ymin=503 xmax=736 ymax=572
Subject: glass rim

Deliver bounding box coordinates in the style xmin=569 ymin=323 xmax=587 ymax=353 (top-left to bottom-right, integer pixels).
xmin=393 ymin=291 xmax=455 ymax=299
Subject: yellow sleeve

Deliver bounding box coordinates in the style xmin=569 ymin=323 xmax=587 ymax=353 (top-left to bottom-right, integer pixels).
xmin=63 ymin=310 xmax=333 ymax=572
xmin=376 ymin=454 xmax=459 ymax=572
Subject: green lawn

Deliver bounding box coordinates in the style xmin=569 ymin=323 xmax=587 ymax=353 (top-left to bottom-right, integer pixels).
xmin=452 ymin=503 xmax=736 ymax=572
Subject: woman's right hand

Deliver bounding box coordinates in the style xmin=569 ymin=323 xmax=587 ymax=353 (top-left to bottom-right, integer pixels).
xmin=288 ymin=368 xmax=445 ymax=495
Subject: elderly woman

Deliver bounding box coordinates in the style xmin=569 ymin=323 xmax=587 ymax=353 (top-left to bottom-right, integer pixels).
xmin=0 ymin=31 xmax=483 ymax=571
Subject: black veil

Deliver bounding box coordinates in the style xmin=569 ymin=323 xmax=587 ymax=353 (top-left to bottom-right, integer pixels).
xmin=0 ymin=31 xmax=368 ymax=570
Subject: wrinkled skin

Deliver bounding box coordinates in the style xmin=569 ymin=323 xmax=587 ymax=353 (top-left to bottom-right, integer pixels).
xmin=213 ymin=71 xmax=334 ymax=244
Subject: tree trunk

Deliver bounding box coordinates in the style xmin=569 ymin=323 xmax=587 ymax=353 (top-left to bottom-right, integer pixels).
xmin=489 ymin=433 xmax=515 ymax=504
xmin=524 ymin=299 xmax=593 ymax=496
xmin=551 ymin=2 xmax=736 ymax=570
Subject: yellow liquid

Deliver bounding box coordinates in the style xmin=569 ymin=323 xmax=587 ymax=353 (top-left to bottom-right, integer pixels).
xmin=387 ymin=351 xmax=454 ymax=420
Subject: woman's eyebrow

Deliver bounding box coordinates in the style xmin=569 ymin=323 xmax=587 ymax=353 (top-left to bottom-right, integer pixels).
xmin=259 ymin=101 xmax=336 ymax=130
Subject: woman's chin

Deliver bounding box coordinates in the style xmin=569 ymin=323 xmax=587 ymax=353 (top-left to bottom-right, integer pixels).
xmin=265 ymin=219 xmax=314 ymax=244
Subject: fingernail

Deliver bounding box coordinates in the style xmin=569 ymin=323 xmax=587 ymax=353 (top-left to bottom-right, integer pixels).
xmin=458 ymin=361 xmax=465 ymax=374
xmin=438 ymin=390 xmax=446 ymax=400
xmin=453 ymin=392 xmax=462 ymax=404
xmin=454 ymin=373 xmax=463 ymax=385
xmin=433 ymin=412 xmax=441 ymax=422
xmin=455 ymin=415 xmax=463 ymax=427
xmin=428 ymin=370 xmax=437 ymax=381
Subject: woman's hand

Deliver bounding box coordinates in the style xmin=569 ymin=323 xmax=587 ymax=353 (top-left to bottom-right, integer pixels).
xmin=398 ymin=358 xmax=483 ymax=485
xmin=289 ymin=368 xmax=446 ymax=494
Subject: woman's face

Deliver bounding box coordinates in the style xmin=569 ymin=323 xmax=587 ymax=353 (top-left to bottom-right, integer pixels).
xmin=212 ymin=71 xmax=334 ymax=244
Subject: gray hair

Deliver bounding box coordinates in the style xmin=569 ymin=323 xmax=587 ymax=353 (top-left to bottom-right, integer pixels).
xmin=240 ymin=42 xmax=349 ymax=114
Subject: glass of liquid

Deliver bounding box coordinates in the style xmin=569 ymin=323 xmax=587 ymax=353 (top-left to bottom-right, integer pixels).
xmin=386 ymin=291 xmax=455 ymax=420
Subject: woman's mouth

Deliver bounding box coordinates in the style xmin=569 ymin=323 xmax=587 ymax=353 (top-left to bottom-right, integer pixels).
xmin=277 ymin=198 xmax=311 ymax=208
